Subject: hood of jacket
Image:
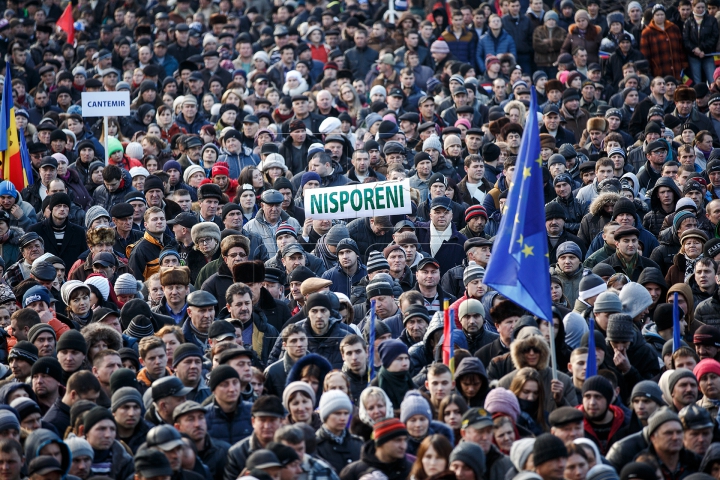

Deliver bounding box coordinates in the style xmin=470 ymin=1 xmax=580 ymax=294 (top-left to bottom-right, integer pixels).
xmin=668 ymin=282 xmax=695 ymax=323
xmin=649 ymin=177 xmax=681 ymax=212
xmin=701 ymin=442 xmax=720 ymax=473
xmin=424 ymin=311 xmax=445 ymax=354
xmin=454 ymin=357 xmax=488 ymax=385
xmin=0 ymin=382 xmax=35 ymax=404
xmin=285 ymin=352 xmax=332 ymax=388
xmin=511 ymin=333 xmax=550 ymax=370
xmin=25 ymin=428 xmax=71 ymax=475
xmin=620 ymin=172 xmax=640 ymax=198
xmin=134 ymin=104 xmax=155 ymax=125
xmin=637 ymin=266 xmax=668 ymax=301
xmin=589 ymin=192 xmax=621 ymax=216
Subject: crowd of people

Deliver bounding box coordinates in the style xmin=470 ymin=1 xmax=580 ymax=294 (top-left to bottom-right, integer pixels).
xmin=7 ymin=1 xmax=720 ymax=480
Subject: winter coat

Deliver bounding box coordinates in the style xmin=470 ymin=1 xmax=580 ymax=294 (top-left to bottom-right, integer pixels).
xmin=587 ymin=212 xmax=660 ymax=258
xmin=477 ymin=30 xmax=517 ymax=73
xmin=218 ymin=146 xmax=259 ymax=179
xmin=339 ymin=441 xmax=412 ymax=480
xmin=69 ymin=250 xmax=131 ymax=281
xmin=264 ymin=250 xmax=326 ymax=278
xmin=497 ymin=333 xmax=578 ymax=412
xmin=561 ymin=24 xmax=603 ymax=64
xmin=599 ymin=252 xmax=662 ymax=282
xmin=28 ymin=219 xmax=88 ymax=271
xmin=578 ymin=193 xmax=620 ymax=247
xmin=128 ymin=232 xmax=177 ymax=281
xmin=346 ymin=217 xmax=395 ymax=262
xmin=502 ymin=14 xmax=533 ymax=57
xmin=268 ymin=316 xmax=354 ymax=368
xmin=640 ymin=20 xmax=688 ymax=78
xmin=533 ymin=25 xmax=567 ymax=66
xmin=415 ymin=221 xmax=468 ymax=276
xmin=560 ymin=105 xmax=590 ymax=144
xmin=409 ymin=313 xmax=445 ymax=376
xmin=244 ymin=210 xmax=301 ymax=258
xmin=92 ymin=169 xmax=136 ymax=211
xmin=551 ymin=265 xmax=585 ymax=306
xmin=0 ymin=226 xmax=23 ymax=268
xmin=548 ymin=230 xmax=587 ymax=265
xmin=683 ymin=14 xmax=720 ymax=56
xmin=580 ymin=404 xmax=626 ymax=455
xmin=606 ymin=431 xmax=648 ymax=471
xmin=454 ymin=356 xmax=490 ymax=407
xmin=440 ymin=27 xmax=477 ymax=66
xmin=322 ymin=262 xmax=368 ymax=299
xmin=316 ymin=428 xmax=364 ymax=474
xmin=223 ymin=433 xmax=265 ymax=480
xmin=548 ymin=195 xmax=588 ymax=235
xmin=263 ymin=354 xmax=294 ymax=398
xmin=204 ymin=397 xmax=253 ymax=445
xmin=175 ymin=112 xmax=211 ymax=135
xmin=42 ymin=397 xmax=70 ymax=437
xmin=1 ymin=197 xmax=35 ymax=232
xmin=199 ymin=434 xmax=230 ymax=480
xmin=694 ymin=288 xmax=720 ymax=327
xmin=278 ymin=135 xmax=319 ymax=176
xmin=649 ymin=228 xmax=681 ymax=278
xmin=344 ymin=46 xmax=380 ymax=81
xmin=642 ymin=177 xmax=682 ymax=238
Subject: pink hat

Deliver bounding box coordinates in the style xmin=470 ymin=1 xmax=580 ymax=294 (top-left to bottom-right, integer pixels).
xmin=483 ymin=387 xmax=520 ymax=422
xmin=430 ymin=40 xmax=450 ymax=54
xmin=485 ymin=55 xmax=500 ymax=67
xmin=382 ymin=114 xmax=398 ymax=123
xmin=455 ymin=118 xmax=472 ymax=130
xmin=714 ymin=67 xmax=720 ymax=82
xmin=694 ymin=358 xmax=720 ymax=381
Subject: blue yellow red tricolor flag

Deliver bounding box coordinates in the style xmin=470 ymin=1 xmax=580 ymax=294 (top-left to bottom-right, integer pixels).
xmin=672 ymin=292 xmax=682 ymax=352
xmin=484 ymin=87 xmax=553 ymax=322
xmin=0 ymin=63 xmax=31 ymax=190
xmin=368 ymin=299 xmax=377 ymax=381
xmin=586 ymin=316 xmax=597 ymax=378
xmin=442 ymin=300 xmax=455 ymax=373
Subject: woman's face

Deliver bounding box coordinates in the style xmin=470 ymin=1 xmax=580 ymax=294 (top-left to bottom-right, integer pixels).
xmin=162 ymin=333 xmax=180 ymax=360
xmin=342 ymin=88 xmax=354 ymax=103
xmin=324 ymin=374 xmax=349 ymax=394
xmin=91 ymin=167 xmax=104 ymax=183
xmin=254 ymin=58 xmax=268 ymax=70
xmin=287 ymin=77 xmax=299 ymax=89
xmin=148 ymin=125 xmax=161 ymax=136
xmin=203 ymin=95 xmax=214 ymax=111
xmin=252 ymin=169 xmax=264 ymax=188
xmin=518 ymin=379 xmax=539 ymax=401
xmin=146 ymin=159 xmax=159 ymax=173
xmin=699 ymin=134 xmax=713 ymax=150
xmin=422 ymin=446 xmax=447 ymax=478
xmin=289 ymin=392 xmax=313 ymax=423
xmin=406 ymin=414 xmax=429 ymax=438
xmin=188 ymin=171 xmax=205 ymax=188
xmin=310 ymin=30 xmax=322 ymax=42
xmin=365 ymin=395 xmax=387 ymax=422
xmin=565 ymin=453 xmax=589 ymax=480
xmin=0 ymin=307 xmax=10 ymax=329
xmin=70 ymin=291 xmax=91 ymax=316
xmin=89 ymin=340 xmax=108 ymax=359
xmin=570 ymin=76 xmax=583 ymax=89
xmin=157 ymin=109 xmax=173 ymax=126
xmin=684 ymin=238 xmax=703 ymax=258
xmin=108 ymin=122 xmax=118 ymax=136
xmin=148 ymin=278 xmax=163 ymax=301
xmin=267 ymin=167 xmax=283 ymax=181
xmin=56 ymin=157 xmax=68 ymax=176
xmin=132 ymin=175 xmax=145 ymax=191
xmin=163 ymin=94 xmax=174 ymax=109
xmin=494 ymin=423 xmax=516 ymax=452
xmin=682 ymin=130 xmax=696 ymax=143
xmin=225 ymin=93 xmax=241 ymax=107
xmin=257 ymin=133 xmax=272 ymax=146
xmin=221 ymin=110 xmax=237 ymax=125
xmin=267 ymin=91 xmax=279 ymax=105
xmin=133 ymin=70 xmax=144 ymax=84
xmin=144 ymin=109 xmax=156 ymax=125
xmin=240 ymin=190 xmax=255 ymax=209
xmin=300 ymin=374 xmax=319 ymax=393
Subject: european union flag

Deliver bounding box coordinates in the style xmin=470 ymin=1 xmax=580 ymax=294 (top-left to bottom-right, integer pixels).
xmin=484 ymin=87 xmax=553 ymax=321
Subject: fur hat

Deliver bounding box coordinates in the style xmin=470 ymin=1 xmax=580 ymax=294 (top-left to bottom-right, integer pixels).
xmin=232 ymin=260 xmax=265 ymax=283
xmin=160 ymin=266 xmax=191 ymax=286
xmin=86 ymin=226 xmax=116 ymax=246
xmin=82 ymin=322 xmax=123 ymax=352
xmin=587 ymin=117 xmax=607 ymax=132
xmin=220 ymin=235 xmax=250 ymax=256
xmin=674 ymin=86 xmax=697 ymax=103
xmin=540 ymin=134 xmax=556 ymax=151
xmin=191 ymin=222 xmax=221 ymax=245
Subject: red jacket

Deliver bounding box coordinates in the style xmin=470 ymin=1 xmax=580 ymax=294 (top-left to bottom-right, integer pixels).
xmin=640 ymin=20 xmax=688 ymax=78
xmin=578 ymin=404 xmax=626 ymax=455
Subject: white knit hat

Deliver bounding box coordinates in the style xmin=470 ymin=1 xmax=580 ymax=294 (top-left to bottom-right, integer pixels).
xmin=114 ymin=273 xmax=142 ymax=296
xmin=125 ymin=141 xmax=144 ymax=160
xmin=85 ymin=276 xmax=110 ymax=301
xmin=183 ymin=164 xmax=206 ymax=184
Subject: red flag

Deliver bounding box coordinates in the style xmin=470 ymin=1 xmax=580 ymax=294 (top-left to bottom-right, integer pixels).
xmin=57 ymin=4 xmax=74 ymax=46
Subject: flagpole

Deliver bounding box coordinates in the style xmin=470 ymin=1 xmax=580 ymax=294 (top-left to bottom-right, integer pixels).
xmin=548 ymin=318 xmax=558 ymax=381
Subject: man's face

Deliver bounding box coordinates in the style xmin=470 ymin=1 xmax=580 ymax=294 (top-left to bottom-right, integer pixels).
xmin=142 ymin=346 xmax=167 ymax=376
xmin=113 ymin=401 xmax=141 ymax=430
xmin=631 ymin=396 xmax=659 ymax=422
xmin=283 ymin=333 xmax=307 ymax=359
xmin=342 ymin=342 xmax=368 ymax=374
xmin=429 ymin=207 xmax=451 ymax=230
xmin=417 ymin=265 xmax=440 ymax=288
xmin=650 ymin=421 xmax=684 ymax=455
xmin=426 ymin=372 xmax=454 ymax=403
xmin=308 ymin=306 xmax=330 ymax=334
xmin=175 ymin=410 xmax=207 ymax=443
xmin=57 ymin=349 xmax=85 ymax=373
xmin=582 ymin=391 xmax=608 ymax=421
xmin=228 ymin=293 xmax=252 ymax=323
xmin=551 ymin=421 xmax=584 ymax=444
xmin=188 ymin=305 xmax=215 ymax=333
xmin=672 ymin=377 xmax=698 ymax=407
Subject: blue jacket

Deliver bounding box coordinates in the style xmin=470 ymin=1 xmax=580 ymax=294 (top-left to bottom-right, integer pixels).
xmin=322 ymin=262 xmax=368 ymax=298
xmin=204 ymin=398 xmax=253 ymax=445
xmin=175 ymin=112 xmax=211 ymax=134
xmin=477 ymin=30 xmax=517 ymax=72
xmin=219 ymin=146 xmax=259 ymax=179
xmin=182 ymin=318 xmax=208 ymax=351
xmin=74 ymin=129 xmax=105 ymax=159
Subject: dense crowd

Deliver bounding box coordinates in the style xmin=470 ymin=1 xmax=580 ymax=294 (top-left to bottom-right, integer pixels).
xmin=10 ymin=1 xmax=720 ymax=480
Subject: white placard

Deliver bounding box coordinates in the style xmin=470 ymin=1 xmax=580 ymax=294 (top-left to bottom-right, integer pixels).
xmin=81 ymin=91 xmax=131 ymax=117
xmin=304 ymin=179 xmax=412 ymax=220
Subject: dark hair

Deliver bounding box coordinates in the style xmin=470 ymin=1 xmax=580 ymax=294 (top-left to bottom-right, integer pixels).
xmin=102 ymin=164 xmax=122 ymax=182
xmin=226 ymin=282 xmax=253 ymax=304
xmin=11 ymin=308 xmax=40 ymax=333
xmin=67 ymin=370 xmax=101 ymax=394
xmin=0 ymin=439 xmax=23 ymax=457
xmin=410 ymin=435 xmax=454 ymax=480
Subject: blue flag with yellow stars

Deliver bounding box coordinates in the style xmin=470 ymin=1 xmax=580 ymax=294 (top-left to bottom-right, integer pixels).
xmin=484 ymin=87 xmax=553 ymax=321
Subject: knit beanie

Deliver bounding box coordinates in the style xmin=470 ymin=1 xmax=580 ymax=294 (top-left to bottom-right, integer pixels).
xmin=318 ymin=390 xmax=353 ymax=422
xmin=645 ymin=407 xmax=681 ymax=441
xmin=593 ymin=291 xmax=622 ymax=313
xmin=85 ymin=205 xmax=110 ymax=229
xmin=449 ymin=441 xmax=486 ymax=480
xmin=367 ymin=251 xmax=390 ymax=274
xmin=124 ymin=315 xmax=154 ymax=339
xmin=556 ymin=241 xmax=582 ymax=260
xmin=83 ymin=406 xmax=115 ymax=434
xmin=31 ymin=357 xmax=63 ymax=384
xmin=619 ymin=282 xmax=652 ymax=319
xmin=620 ymin=463 xmax=658 ymax=480
xmin=483 ymin=387 xmax=520 ymax=422
xmin=400 ymin=391 xmax=432 ymax=423
xmin=336 ymin=238 xmax=360 ymax=256
xmin=582 ymin=375 xmax=614 ymax=404
xmin=172 ymin=343 xmax=204 ymax=369
xmin=0 ymin=410 xmax=19 ymax=433
xmin=56 ymin=330 xmax=87 ymax=354
xmin=374 ymin=418 xmax=409 ymax=446
xmin=605 ymin=313 xmax=635 ymax=343
xmin=47 ymin=193 xmax=72 ymax=212
xmin=510 ymin=438 xmax=535 ymax=472
xmin=10 ymin=397 xmax=40 ymax=421
xmin=422 ymin=135 xmax=442 ymax=153
xmin=85 ymin=276 xmax=110 ymax=301
xmin=578 ymin=271 xmax=606 ymax=301
xmin=283 ymin=381 xmax=316 ymax=411
xmin=653 ymin=304 xmax=676 ymax=332
xmin=612 ymin=197 xmax=636 ymax=220
xmin=111 ymin=387 xmax=143 ymax=412
xmin=463 ymin=262 xmax=485 ymax=287
xmin=631 ymin=380 xmax=665 ymax=406
xmin=532 ymin=433 xmax=568 ymax=466
xmin=209 ymin=365 xmax=240 ymax=391
xmin=325 ymin=224 xmax=349 ymax=247
xmin=114 ymin=273 xmax=141 ymax=296
xmin=545 ymin=202 xmax=566 ymax=221
xmin=694 ymin=358 xmax=720 ymax=382
xmin=65 ymin=436 xmax=93 ymax=460
xmin=378 ymin=339 xmax=408 ymax=368
xmin=587 ymin=465 xmax=620 ymax=480
xmin=443 ymin=135 xmax=462 ymax=150
xmin=366 ymin=281 xmax=394 ymax=300
xmin=300 ymin=172 xmax=321 ymax=189
xmin=668 ymin=368 xmax=697 ymax=397
xmin=563 ymin=313 xmax=589 ymax=349
xmin=673 ymin=210 xmax=696 ymax=232
xmin=8 ymin=341 xmax=38 ymax=364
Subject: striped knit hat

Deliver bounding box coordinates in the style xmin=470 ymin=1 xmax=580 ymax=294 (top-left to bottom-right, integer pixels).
xmin=463 ymin=262 xmax=485 ymax=286
xmin=124 ymin=315 xmax=154 ymax=339
xmin=465 ymin=205 xmax=488 ymax=222
xmin=275 ymin=222 xmax=297 ymax=238
xmin=373 ymin=418 xmax=408 ymax=446
xmin=367 ymin=251 xmax=390 ymax=274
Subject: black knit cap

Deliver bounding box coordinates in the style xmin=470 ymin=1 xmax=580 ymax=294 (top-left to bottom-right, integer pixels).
xmin=56 ymin=330 xmax=87 ymax=355
xmin=209 ymin=365 xmax=240 ymax=391
xmin=621 ymin=463 xmax=659 ymax=480
xmin=532 ymin=433 xmax=568 ymax=466
xmin=612 ymin=197 xmax=636 ymax=219
xmin=47 ymin=193 xmax=72 ymax=211
xmin=110 ymin=368 xmax=142 ymax=394
xmin=31 ymin=357 xmax=63 ymax=384
xmin=83 ymin=406 xmax=115 ymax=433
xmin=582 ymin=375 xmax=614 ymax=404
xmin=288 ymin=266 xmax=314 ymax=284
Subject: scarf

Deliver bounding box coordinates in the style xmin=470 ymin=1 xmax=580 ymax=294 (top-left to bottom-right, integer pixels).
xmin=684 ymin=254 xmax=701 ymax=280
xmin=430 ymin=222 xmax=452 ymax=256
xmin=320 ymin=425 xmax=346 ymax=444
xmin=377 ymin=367 xmax=416 ymax=408
xmin=90 ymin=448 xmax=113 ymax=476
xmin=315 ymin=235 xmax=338 ymax=269
xmin=618 ymin=252 xmax=638 ymax=278
xmin=189 ymin=321 xmax=208 ymax=346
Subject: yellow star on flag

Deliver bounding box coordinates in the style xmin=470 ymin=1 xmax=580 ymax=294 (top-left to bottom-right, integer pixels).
xmin=522 ymin=244 xmax=534 ymax=257
xmin=516 ymin=234 xmax=524 ymax=246
xmin=523 ymin=167 xmax=532 ymax=179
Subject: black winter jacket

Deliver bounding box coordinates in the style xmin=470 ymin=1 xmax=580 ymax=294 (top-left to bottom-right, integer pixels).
xmin=695 ymin=288 xmax=720 ymax=327
xmin=316 ymin=428 xmax=364 ymax=474
xmin=340 ymin=441 xmax=412 ymax=480
xmin=642 ymin=177 xmax=681 ymax=238
xmin=346 ymin=216 xmax=396 ymax=262
xmin=28 ymin=219 xmax=88 ymax=271
xmin=548 ymin=194 xmax=588 ymax=235
xmin=649 ymin=227 xmax=681 ymax=275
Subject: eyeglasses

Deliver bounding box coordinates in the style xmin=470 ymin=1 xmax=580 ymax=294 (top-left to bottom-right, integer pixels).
xmin=197 ymin=237 xmax=216 ymax=245
xmin=226 ymin=252 xmax=248 ymax=259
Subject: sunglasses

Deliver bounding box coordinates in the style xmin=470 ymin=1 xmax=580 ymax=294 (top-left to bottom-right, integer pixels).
xmin=522 ymin=346 xmax=540 ymax=355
